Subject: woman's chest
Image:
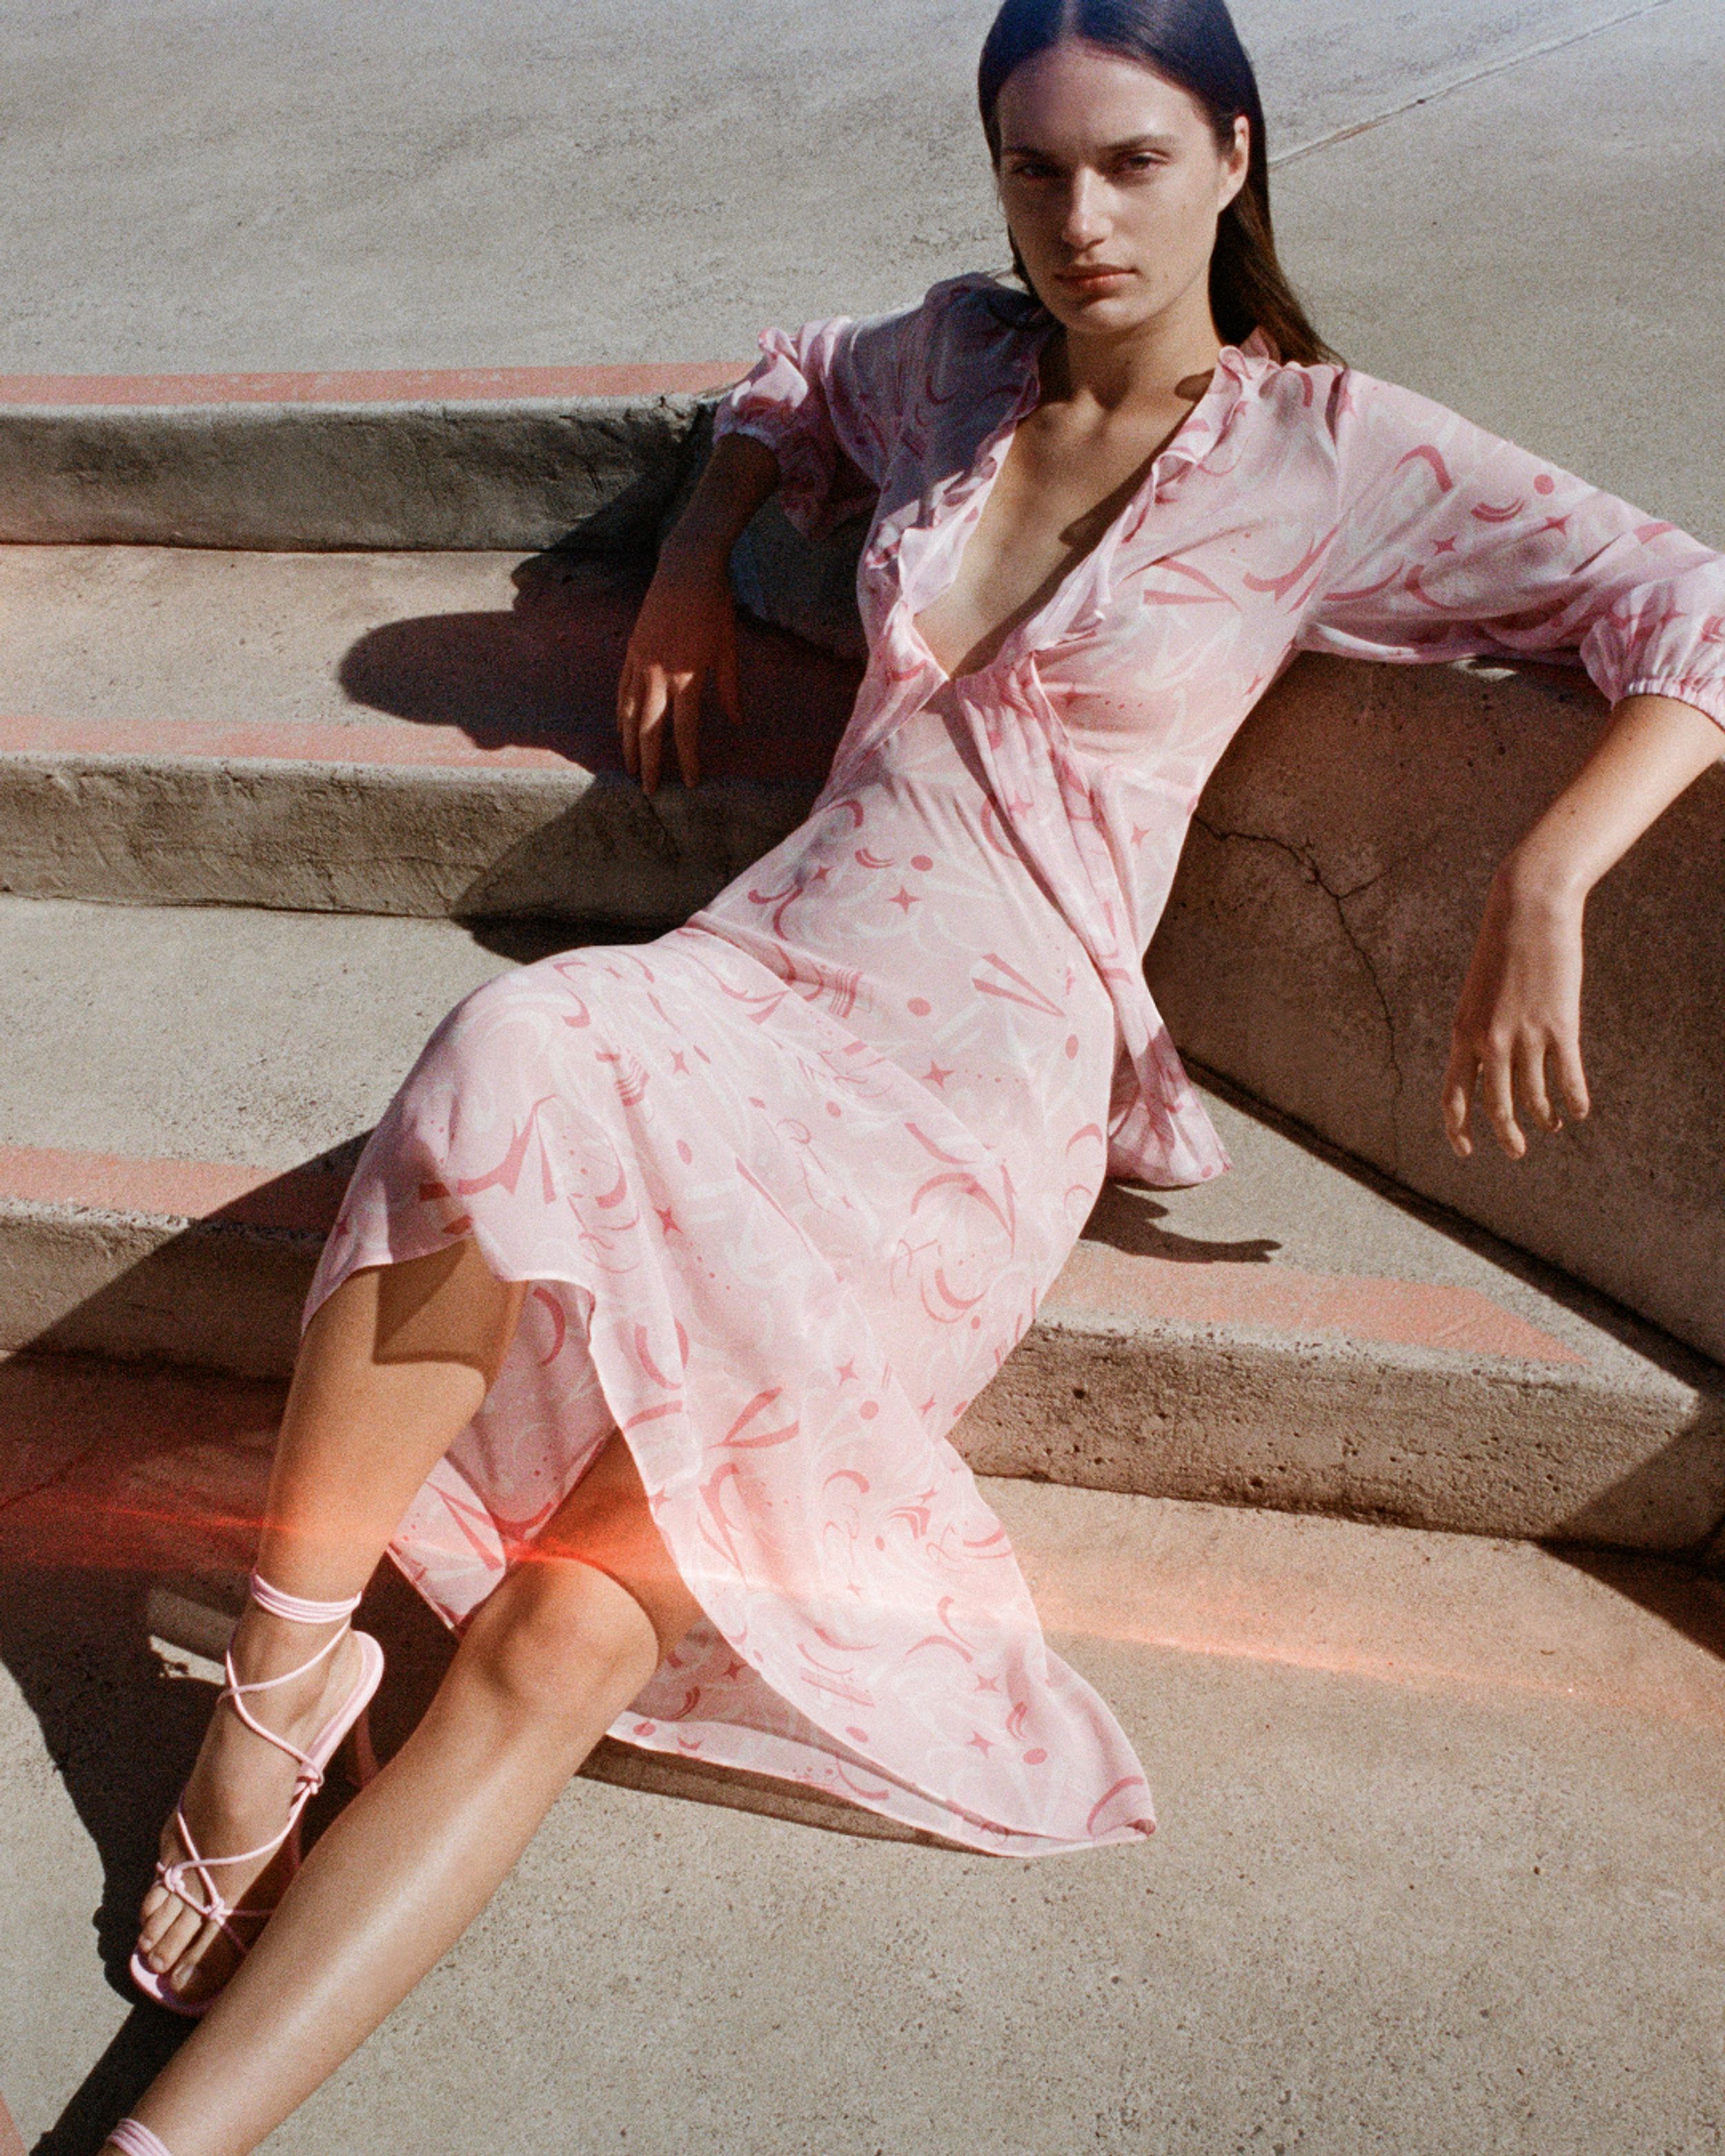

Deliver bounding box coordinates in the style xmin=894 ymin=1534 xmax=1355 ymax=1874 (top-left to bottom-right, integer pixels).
xmin=909 ymin=403 xmax=1201 ymax=682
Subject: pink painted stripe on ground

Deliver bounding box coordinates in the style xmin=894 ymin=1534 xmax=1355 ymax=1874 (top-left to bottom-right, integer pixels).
xmin=0 ymin=712 xmax=584 ymax=770
xmin=1048 ymin=1238 xmax=1586 ymax=1367
xmin=0 ymin=1145 xmax=348 ymax=1234
xmin=0 ymin=361 xmax=747 ymax=407
xmin=0 ymin=1144 xmax=1585 ymax=1363
xmin=0 ymin=2092 xmax=23 ymax=2156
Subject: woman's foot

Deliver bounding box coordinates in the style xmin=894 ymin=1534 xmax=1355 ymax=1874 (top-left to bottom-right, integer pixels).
xmin=135 ymin=1605 xmax=366 ymax=2008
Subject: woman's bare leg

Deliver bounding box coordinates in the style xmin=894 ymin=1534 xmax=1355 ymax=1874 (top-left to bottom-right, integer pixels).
xmin=135 ymin=1236 xmax=527 ymax=2002
xmin=113 ymin=1430 xmax=702 ymax=2156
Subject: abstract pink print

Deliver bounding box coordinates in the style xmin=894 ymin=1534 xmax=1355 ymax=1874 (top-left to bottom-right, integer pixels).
xmin=309 ymin=273 xmax=1724 ymax=1857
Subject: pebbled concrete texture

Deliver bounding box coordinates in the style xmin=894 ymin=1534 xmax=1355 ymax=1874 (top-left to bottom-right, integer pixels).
xmin=1272 ymin=0 xmax=1725 ymax=555
xmin=6 ymin=1382 xmax=1725 ymax=2155
xmin=0 ymin=893 xmax=1718 ymax=1550
xmin=0 ymin=548 xmax=858 ymax=919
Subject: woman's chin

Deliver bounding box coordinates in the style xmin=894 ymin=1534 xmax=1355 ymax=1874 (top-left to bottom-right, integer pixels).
xmin=1048 ymin=288 xmax=1157 ymax=337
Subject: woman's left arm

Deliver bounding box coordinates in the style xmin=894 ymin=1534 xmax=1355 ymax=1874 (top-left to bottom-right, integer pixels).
xmin=1297 ymin=372 xmax=1725 ymax=1159
xmin=1443 ymin=690 xmax=1722 ymax=1160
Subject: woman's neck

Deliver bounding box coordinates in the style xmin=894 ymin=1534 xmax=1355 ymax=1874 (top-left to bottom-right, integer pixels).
xmin=1045 ymin=289 xmax=1225 ymax=418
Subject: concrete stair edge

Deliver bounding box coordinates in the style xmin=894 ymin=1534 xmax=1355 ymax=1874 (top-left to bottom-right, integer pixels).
xmin=0 ymin=393 xmax=714 ymax=551
xmin=0 ymin=748 xmax=818 ymax=922
xmin=2 ymin=1147 xmax=1719 ymax=1556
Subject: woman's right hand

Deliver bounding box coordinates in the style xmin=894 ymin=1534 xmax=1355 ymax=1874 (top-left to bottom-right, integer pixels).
xmin=615 ymin=546 xmax=741 ymax=795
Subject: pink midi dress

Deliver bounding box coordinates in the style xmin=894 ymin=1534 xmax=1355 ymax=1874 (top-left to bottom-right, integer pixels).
xmin=308 ymin=275 xmax=1725 ymax=1857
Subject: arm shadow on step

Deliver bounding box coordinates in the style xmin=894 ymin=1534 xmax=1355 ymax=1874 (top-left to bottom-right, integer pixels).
xmin=328 ymin=508 xmax=862 ymax=949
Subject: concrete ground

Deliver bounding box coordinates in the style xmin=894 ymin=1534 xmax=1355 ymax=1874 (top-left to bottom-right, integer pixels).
xmin=1 ymin=1 xmax=1721 ymax=545
xmin=5 ymin=1399 xmax=1725 ymax=2155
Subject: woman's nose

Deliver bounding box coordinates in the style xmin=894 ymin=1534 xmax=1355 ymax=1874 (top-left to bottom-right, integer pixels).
xmin=1059 ymin=170 xmax=1111 ymax=250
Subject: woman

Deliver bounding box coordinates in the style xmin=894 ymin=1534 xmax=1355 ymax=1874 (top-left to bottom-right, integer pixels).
xmin=104 ymin=0 xmax=1725 ymax=2149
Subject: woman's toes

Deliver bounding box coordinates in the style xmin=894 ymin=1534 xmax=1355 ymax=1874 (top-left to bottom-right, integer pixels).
xmin=137 ymin=1879 xmax=188 ymax=1955
xmin=144 ymin=1902 xmax=201 ymax=1976
xmin=168 ymin=1930 xmax=233 ymax=2005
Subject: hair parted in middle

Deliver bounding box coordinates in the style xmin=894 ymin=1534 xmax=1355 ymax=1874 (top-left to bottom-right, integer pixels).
xmin=977 ymin=0 xmax=1337 ymax=366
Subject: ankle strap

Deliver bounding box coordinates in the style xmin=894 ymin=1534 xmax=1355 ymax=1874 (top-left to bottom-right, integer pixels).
xmin=110 ymin=2122 xmax=175 ymax=2156
xmin=249 ymin=1570 xmax=362 ymax=1625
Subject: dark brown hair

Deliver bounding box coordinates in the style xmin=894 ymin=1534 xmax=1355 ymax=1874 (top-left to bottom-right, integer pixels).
xmin=978 ymin=0 xmax=1337 ymax=365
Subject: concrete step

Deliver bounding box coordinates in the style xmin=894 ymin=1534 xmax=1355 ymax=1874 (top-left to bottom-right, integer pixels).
xmin=0 ymin=543 xmax=858 ymax=921
xmin=8 ymin=1365 xmax=1725 ymax=2151
xmin=0 ymin=365 xmax=733 ymax=551
xmin=0 ymin=892 xmax=1717 ymax=1553
xmin=4 ymin=535 xmax=1718 ymax=1391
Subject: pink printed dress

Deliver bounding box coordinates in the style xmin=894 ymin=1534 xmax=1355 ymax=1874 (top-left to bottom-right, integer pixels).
xmin=308 ymin=274 xmax=1725 ymax=1857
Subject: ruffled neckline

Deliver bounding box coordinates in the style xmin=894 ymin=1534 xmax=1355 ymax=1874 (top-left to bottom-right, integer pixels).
xmin=898 ymin=295 xmax=1277 ymax=681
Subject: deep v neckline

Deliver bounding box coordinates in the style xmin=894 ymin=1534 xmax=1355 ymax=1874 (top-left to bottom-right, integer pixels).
xmin=906 ymin=335 xmax=1242 ymax=689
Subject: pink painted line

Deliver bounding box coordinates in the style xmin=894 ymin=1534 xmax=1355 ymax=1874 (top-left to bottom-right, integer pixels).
xmin=0 ymin=1145 xmax=348 ymax=1233
xmin=0 ymin=2093 xmax=25 ymax=2156
xmin=0 ymin=361 xmax=748 ymax=408
xmin=0 ymin=712 xmax=584 ymax=771
xmin=0 ymin=1143 xmax=1584 ymax=1363
xmin=1048 ymin=1238 xmax=1586 ymax=1367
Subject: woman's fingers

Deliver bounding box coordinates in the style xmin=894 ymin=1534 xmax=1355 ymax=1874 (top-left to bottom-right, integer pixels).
xmin=1555 ymin=1031 xmax=1591 ymax=1123
xmin=1514 ymin=1031 xmax=1561 ymax=1134
xmin=1479 ymin=1035 xmax=1527 ymax=1158
xmin=671 ymin=676 xmax=703 ymax=790
xmin=1440 ymin=1041 xmax=1477 ymax=1158
xmin=1443 ymin=1027 xmax=1589 ymax=1160
xmin=636 ymin=669 xmax=672 ymax=794
xmin=616 ymin=661 xmax=641 ymax=778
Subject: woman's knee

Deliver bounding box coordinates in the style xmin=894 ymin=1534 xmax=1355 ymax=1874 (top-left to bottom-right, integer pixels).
xmin=464 ymin=1555 xmax=660 ymax=1725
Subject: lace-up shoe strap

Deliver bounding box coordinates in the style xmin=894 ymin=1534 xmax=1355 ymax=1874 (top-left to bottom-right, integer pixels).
xmin=248 ymin=1572 xmax=362 ymax=1624
xmin=110 ymin=2119 xmax=176 ymax=2156
xmin=219 ymin=1614 xmax=352 ymax=1796
xmin=157 ymin=1800 xmax=297 ymax=1950
xmin=152 ymin=1619 xmax=355 ymax=1947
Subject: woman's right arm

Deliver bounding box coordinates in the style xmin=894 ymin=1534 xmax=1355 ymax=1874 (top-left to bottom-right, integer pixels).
xmin=617 ymin=300 xmax=925 ymax=793
xmin=615 ymin=431 xmax=782 ymax=796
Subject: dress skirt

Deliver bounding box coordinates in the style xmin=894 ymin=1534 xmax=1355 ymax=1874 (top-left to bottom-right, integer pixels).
xmin=305 ymin=685 xmax=1157 ymax=1857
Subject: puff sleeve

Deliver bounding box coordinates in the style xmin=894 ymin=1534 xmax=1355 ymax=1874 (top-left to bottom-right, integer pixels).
xmin=1297 ymin=371 xmax=1725 ymax=733
xmin=711 ymin=304 xmax=922 ymax=542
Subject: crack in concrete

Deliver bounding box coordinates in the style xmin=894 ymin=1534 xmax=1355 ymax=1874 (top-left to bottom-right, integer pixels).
xmin=1270 ymin=0 xmax=1684 ymax=170
xmin=1191 ymin=811 xmax=1407 ymax=1147
xmin=0 ymin=1436 xmax=109 ymax=1523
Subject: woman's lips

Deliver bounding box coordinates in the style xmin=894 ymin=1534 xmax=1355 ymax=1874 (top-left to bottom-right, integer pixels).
xmin=1056 ymin=265 xmax=1132 ymax=291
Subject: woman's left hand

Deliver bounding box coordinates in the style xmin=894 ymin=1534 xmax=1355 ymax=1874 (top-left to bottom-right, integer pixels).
xmin=1441 ymin=868 xmax=1589 ymax=1160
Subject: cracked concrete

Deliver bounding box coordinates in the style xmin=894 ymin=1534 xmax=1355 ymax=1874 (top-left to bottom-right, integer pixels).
xmin=1270 ymin=0 xmax=1686 ymax=164
xmin=1190 ymin=811 xmax=1408 ymax=1130
xmin=1147 ymin=653 xmax=1725 ymax=1372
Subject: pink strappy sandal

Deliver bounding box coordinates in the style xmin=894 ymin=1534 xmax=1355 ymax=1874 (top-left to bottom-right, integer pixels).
xmin=128 ymin=1570 xmax=385 ymax=2018
xmin=108 ymin=2122 xmax=175 ymax=2156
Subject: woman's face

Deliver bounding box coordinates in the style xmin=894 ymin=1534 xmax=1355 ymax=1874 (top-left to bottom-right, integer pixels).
xmin=994 ymin=40 xmax=1249 ymax=342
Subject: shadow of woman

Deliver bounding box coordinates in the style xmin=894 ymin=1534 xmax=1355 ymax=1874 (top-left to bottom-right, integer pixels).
xmin=0 ymin=1363 xmax=453 ymax=2155
xmin=335 ymin=554 xmax=860 ymax=787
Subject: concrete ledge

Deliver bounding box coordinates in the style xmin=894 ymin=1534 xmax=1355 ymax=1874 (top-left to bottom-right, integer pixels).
xmin=0 ymin=751 xmax=818 ymax=922
xmin=0 ymin=545 xmax=858 ymax=917
xmin=0 ymin=393 xmax=714 ymax=551
xmin=1147 ymin=653 xmax=1725 ymax=1369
